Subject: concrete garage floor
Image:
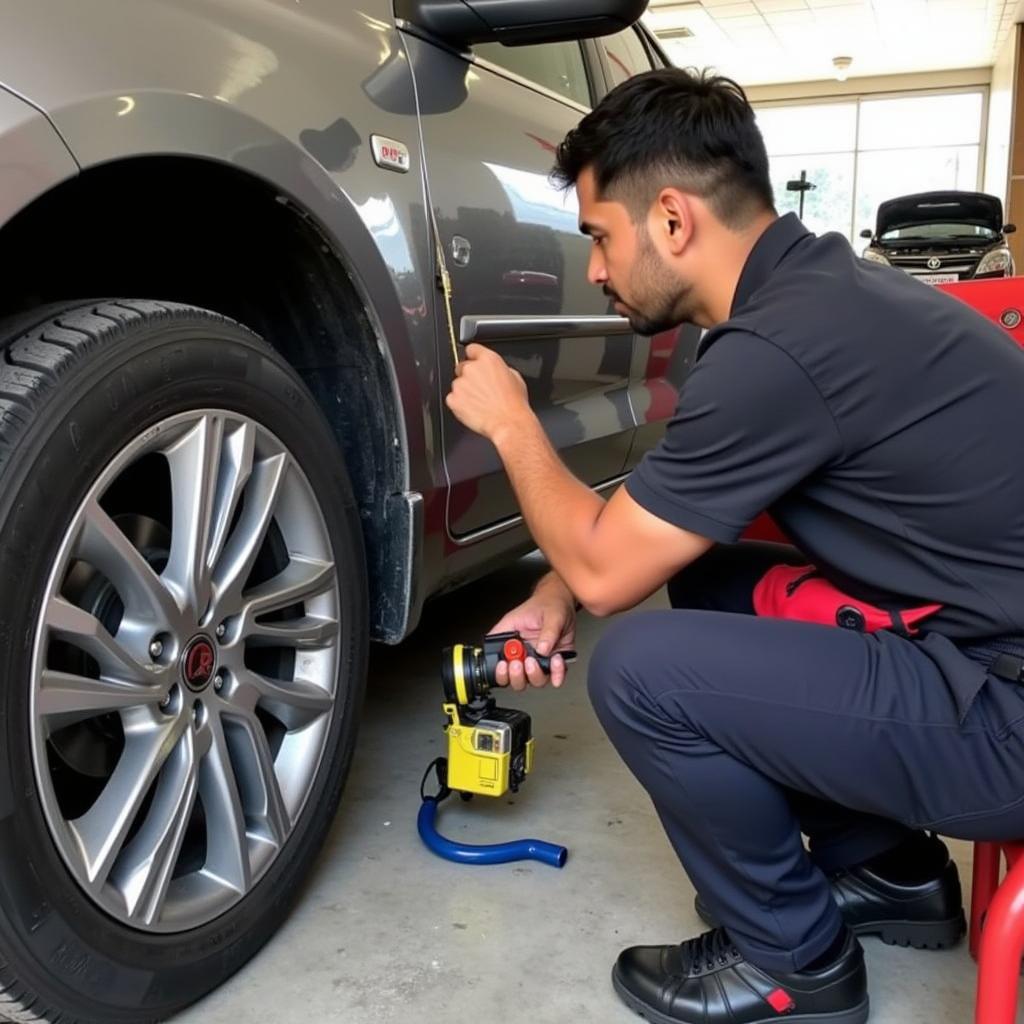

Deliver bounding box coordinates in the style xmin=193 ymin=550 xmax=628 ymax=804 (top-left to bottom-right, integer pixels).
xmin=177 ymin=552 xmax=1018 ymax=1024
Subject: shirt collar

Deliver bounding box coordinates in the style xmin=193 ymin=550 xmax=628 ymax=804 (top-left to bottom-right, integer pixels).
xmin=730 ymin=212 xmax=812 ymax=316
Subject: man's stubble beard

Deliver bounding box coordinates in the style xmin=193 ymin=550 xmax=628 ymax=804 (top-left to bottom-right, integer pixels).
xmin=618 ymin=230 xmax=696 ymax=336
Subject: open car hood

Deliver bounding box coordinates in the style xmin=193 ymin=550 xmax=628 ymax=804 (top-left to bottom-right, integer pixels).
xmin=875 ymin=191 xmax=1002 ymax=237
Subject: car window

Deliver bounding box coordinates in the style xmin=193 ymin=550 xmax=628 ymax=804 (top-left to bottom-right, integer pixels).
xmin=473 ymin=40 xmax=591 ymax=108
xmin=601 ymin=26 xmax=655 ymax=88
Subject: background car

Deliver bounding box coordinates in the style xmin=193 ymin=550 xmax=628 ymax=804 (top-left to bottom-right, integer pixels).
xmin=859 ymin=190 xmax=1016 ymax=284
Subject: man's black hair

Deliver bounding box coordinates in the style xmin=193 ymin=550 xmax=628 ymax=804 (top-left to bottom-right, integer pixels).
xmin=554 ymin=67 xmax=775 ymax=229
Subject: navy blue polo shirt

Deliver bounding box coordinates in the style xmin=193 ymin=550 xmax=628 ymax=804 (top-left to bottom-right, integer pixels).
xmin=625 ymin=212 xmax=1024 ymax=718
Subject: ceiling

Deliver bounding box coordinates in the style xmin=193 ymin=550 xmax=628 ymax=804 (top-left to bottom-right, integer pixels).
xmin=644 ymin=0 xmax=1022 ymax=86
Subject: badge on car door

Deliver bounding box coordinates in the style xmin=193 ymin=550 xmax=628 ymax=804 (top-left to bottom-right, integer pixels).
xmin=371 ymin=135 xmax=410 ymax=173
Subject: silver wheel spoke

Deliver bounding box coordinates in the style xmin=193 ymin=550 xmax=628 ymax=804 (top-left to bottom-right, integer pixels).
xmin=210 ymin=453 xmax=289 ymax=617
xmin=236 ymin=557 xmax=340 ymax=653
xmin=38 ymin=669 xmax=163 ymax=730
xmin=162 ymin=416 xmax=226 ymax=617
xmin=199 ymin=713 xmax=252 ymax=895
xmin=223 ymin=711 xmax=290 ymax=848
xmin=45 ymin=596 xmax=155 ymax=682
xmin=79 ymin=500 xmax=182 ymax=624
xmin=232 ymin=666 xmax=333 ymax=731
xmin=245 ymin=615 xmax=338 ymax=649
xmin=242 ymin=556 xmax=336 ymax=618
xmin=111 ymin=726 xmax=207 ymax=925
xmin=69 ymin=713 xmax=190 ymax=890
xmin=207 ymin=420 xmax=256 ymax=574
xmin=239 ymin=557 xmax=336 ymax=651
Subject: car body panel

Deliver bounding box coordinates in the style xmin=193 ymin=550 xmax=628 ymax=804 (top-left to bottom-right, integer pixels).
xmin=404 ymin=31 xmax=637 ymax=536
xmin=0 ymin=86 xmax=79 ymax=230
xmin=875 ymin=190 xmax=1003 ymax=237
xmin=0 ymin=0 xmax=435 ymax=502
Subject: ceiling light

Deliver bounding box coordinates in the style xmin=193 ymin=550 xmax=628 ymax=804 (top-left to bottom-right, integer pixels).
xmin=659 ymin=26 xmax=695 ymax=39
xmin=832 ymin=55 xmax=853 ymax=81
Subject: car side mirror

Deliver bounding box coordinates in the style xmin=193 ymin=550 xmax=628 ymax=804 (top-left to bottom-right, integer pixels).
xmin=859 ymin=229 xmax=872 ymax=239
xmin=1004 ymin=224 xmax=1017 ymax=235
xmin=396 ymin=0 xmax=648 ymax=46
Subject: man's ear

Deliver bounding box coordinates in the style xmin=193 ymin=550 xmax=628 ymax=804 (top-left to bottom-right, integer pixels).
xmin=655 ymin=188 xmax=693 ymax=256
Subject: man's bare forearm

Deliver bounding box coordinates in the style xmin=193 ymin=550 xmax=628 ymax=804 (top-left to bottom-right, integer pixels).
xmin=446 ymin=344 xmax=710 ymax=618
xmin=534 ymin=569 xmax=575 ymax=602
xmin=493 ymin=413 xmax=607 ymax=605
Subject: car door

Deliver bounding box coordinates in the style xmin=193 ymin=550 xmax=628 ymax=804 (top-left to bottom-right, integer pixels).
xmin=592 ymin=23 xmax=705 ymax=469
xmin=402 ymin=31 xmax=636 ymax=538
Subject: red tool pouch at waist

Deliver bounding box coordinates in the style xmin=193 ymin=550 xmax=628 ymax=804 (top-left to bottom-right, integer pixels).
xmin=752 ymin=564 xmax=942 ymax=636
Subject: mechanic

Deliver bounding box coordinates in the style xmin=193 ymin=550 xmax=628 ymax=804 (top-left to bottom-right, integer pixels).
xmin=445 ymin=67 xmax=1024 ymax=1024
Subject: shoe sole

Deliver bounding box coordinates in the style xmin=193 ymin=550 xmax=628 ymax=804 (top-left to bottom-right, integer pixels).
xmin=695 ymin=904 xmax=966 ymax=952
xmin=611 ymin=966 xmax=870 ymax=1024
xmin=854 ymin=910 xmax=966 ymax=950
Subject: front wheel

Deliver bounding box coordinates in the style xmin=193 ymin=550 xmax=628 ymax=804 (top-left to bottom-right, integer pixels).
xmin=0 ymin=301 xmax=368 ymax=1022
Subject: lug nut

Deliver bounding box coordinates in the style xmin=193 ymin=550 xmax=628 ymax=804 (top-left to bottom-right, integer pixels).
xmin=149 ymin=638 xmax=164 ymax=660
xmin=159 ymin=692 xmax=171 ymax=709
xmin=213 ymin=673 xmax=223 ymax=691
xmin=215 ymin=623 xmax=226 ymax=639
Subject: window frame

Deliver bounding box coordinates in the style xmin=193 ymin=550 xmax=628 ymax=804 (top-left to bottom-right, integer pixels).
xmin=855 ymin=90 xmax=987 ymax=153
xmin=638 ymin=23 xmax=672 ymax=70
xmin=467 ymin=37 xmax=603 ymax=113
xmin=590 ymin=24 xmax=660 ymax=98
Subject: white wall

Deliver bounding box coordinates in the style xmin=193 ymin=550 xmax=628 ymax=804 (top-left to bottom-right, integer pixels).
xmin=985 ymin=29 xmax=1018 ymax=206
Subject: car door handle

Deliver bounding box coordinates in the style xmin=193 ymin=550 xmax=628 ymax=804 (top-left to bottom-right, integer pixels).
xmin=501 ymin=270 xmax=560 ymax=289
xmin=460 ymin=314 xmax=633 ymax=343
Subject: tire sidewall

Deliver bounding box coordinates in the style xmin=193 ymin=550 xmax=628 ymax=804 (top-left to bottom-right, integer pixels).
xmin=0 ymin=312 xmax=368 ymax=1020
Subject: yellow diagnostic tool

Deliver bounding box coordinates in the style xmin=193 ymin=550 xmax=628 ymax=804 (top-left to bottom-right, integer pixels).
xmin=438 ymin=634 xmax=570 ymax=798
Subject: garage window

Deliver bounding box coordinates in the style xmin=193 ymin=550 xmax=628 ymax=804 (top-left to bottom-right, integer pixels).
xmin=755 ymin=90 xmax=986 ymax=243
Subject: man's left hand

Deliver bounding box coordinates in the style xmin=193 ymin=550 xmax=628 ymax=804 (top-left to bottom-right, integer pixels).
xmin=445 ymin=343 xmax=532 ymax=441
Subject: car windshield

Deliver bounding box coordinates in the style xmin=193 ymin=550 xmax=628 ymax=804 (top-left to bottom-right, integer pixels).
xmin=879 ymin=222 xmax=999 ymax=242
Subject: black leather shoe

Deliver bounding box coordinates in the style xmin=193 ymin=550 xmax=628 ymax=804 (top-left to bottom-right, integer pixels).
xmin=612 ymin=926 xmax=869 ymax=1024
xmin=695 ymin=852 xmax=965 ymax=950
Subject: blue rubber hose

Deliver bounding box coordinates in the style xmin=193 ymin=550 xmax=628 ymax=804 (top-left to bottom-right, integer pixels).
xmin=418 ymin=797 xmax=568 ymax=868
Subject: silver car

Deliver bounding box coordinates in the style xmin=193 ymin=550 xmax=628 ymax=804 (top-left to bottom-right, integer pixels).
xmin=0 ymin=1 xmax=698 ymax=1020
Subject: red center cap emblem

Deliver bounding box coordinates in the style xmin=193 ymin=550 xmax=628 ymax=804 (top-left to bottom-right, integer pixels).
xmin=182 ymin=636 xmax=216 ymax=690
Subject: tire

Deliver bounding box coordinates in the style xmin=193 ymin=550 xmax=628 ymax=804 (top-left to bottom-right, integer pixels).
xmin=0 ymin=300 xmax=368 ymax=1022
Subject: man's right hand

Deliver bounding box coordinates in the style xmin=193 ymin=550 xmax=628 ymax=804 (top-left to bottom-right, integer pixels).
xmin=489 ymin=572 xmax=577 ymax=691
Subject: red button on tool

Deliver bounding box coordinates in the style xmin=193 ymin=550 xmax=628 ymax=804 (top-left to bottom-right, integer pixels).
xmin=503 ymin=639 xmax=525 ymax=661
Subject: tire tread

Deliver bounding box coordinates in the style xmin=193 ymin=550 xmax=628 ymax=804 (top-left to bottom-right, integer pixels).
xmin=0 ymin=300 xmax=253 ymax=482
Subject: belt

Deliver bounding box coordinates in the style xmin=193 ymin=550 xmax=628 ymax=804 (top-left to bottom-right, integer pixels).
xmin=958 ymin=636 xmax=1024 ymax=684
xmin=989 ymin=652 xmax=1024 ymax=683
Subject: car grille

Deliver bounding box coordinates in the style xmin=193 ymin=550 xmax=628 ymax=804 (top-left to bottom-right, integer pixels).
xmin=885 ymin=250 xmax=983 ymax=280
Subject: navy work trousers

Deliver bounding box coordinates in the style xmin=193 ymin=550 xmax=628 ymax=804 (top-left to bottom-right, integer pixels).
xmin=587 ymin=542 xmax=1024 ymax=973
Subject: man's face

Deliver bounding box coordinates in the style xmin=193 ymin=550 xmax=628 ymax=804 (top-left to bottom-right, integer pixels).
xmin=576 ymin=167 xmax=694 ymax=335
